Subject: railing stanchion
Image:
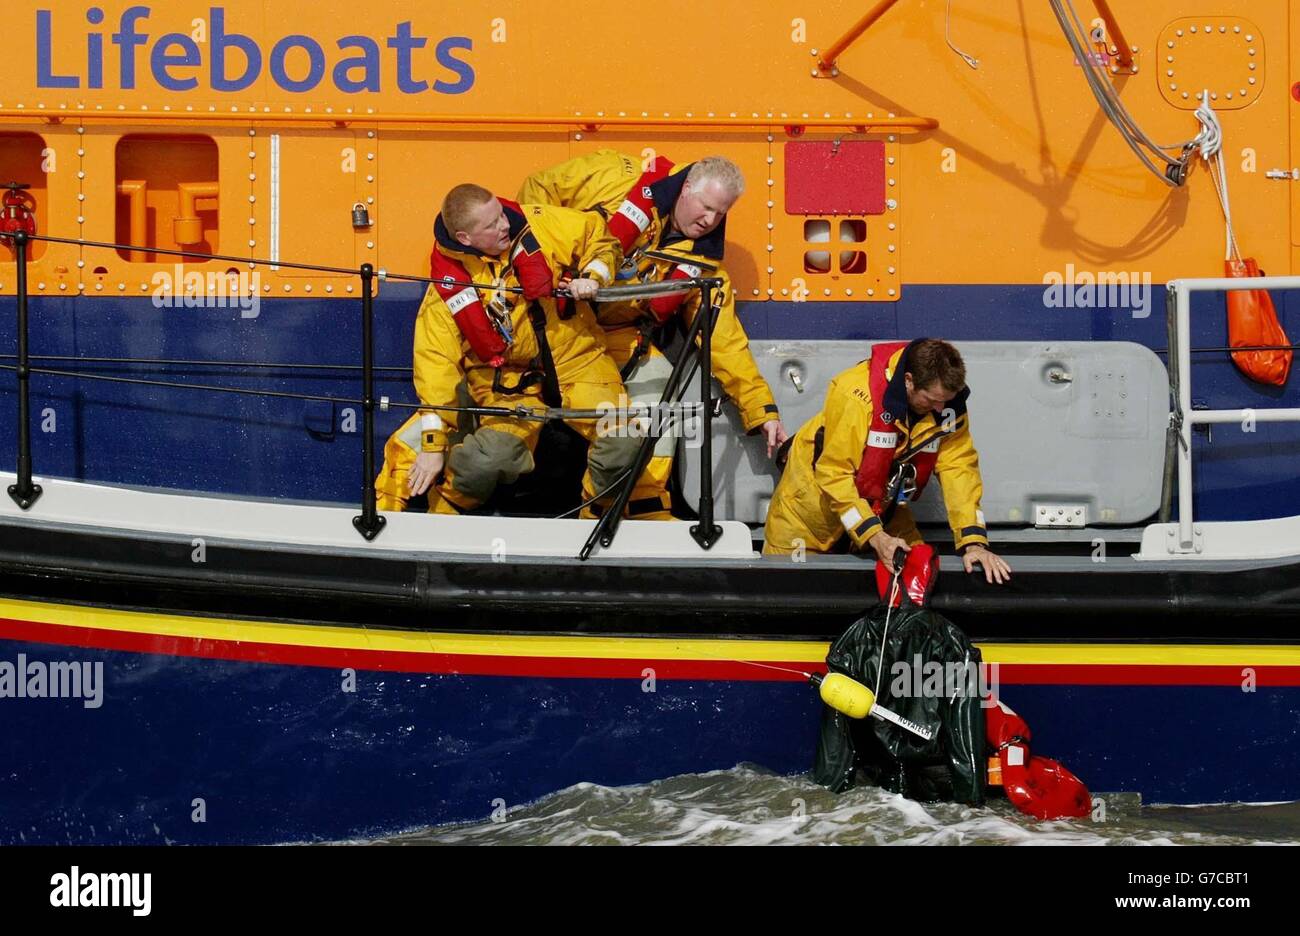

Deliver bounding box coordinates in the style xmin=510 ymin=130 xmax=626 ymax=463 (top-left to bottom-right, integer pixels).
xmin=690 ymin=279 xmax=723 ymax=550
xmin=352 ymin=263 xmax=386 ymax=541
xmin=1158 ymin=285 xmax=1178 ymax=524
xmin=1173 ymin=281 xmax=1194 ymax=551
xmin=7 ymin=230 xmax=42 ymax=510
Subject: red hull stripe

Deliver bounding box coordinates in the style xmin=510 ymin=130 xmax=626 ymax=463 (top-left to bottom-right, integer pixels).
xmin=4 ymin=616 xmax=1300 ymax=686
xmin=0 ymin=616 xmax=815 ymax=681
xmin=992 ymin=664 xmax=1297 ymax=686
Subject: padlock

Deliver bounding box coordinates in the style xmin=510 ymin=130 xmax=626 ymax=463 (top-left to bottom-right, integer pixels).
xmin=351 ymin=203 xmax=372 ymax=229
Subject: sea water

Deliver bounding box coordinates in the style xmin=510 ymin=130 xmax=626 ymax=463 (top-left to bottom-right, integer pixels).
xmin=362 ymin=765 xmax=1300 ymax=846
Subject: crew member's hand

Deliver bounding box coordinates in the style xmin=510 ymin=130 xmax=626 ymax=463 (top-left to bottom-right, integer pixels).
xmin=870 ymin=533 xmax=910 ymax=573
xmin=761 ymin=419 xmax=789 ymax=458
xmin=963 ymin=545 xmax=1012 ymax=584
xmin=407 ymin=451 xmax=445 ymax=496
xmin=566 ymin=277 xmax=600 ymax=301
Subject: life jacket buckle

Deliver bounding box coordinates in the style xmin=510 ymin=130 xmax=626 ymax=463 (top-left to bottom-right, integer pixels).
xmin=485 ymin=292 xmax=515 ymax=347
xmin=884 ymin=461 xmax=919 ymax=508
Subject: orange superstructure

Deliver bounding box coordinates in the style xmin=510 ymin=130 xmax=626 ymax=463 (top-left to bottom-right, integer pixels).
xmin=0 ymin=1 xmax=1293 ymax=301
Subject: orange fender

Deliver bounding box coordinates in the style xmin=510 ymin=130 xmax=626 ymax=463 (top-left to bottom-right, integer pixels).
xmin=1226 ymin=257 xmax=1292 ymax=387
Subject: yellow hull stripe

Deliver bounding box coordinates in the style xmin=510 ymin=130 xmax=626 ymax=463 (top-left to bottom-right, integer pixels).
xmin=3 ymin=596 xmax=1300 ymax=667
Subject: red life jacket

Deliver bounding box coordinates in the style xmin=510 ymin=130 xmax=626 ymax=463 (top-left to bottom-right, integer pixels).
xmin=605 ymin=156 xmax=700 ymax=323
xmin=607 ymin=156 xmax=675 ymax=253
xmin=853 ymin=341 xmax=941 ymax=512
xmin=429 ymin=250 xmax=508 ymax=368
xmin=986 ymin=699 xmax=1092 ymax=820
xmin=499 ymin=198 xmax=555 ymax=302
xmin=428 ymin=198 xmax=557 ymax=367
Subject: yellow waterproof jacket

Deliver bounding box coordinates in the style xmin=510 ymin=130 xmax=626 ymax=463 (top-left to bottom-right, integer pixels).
xmin=412 ymin=201 xmax=621 ymax=452
xmin=781 ymin=348 xmax=988 ymax=552
xmin=517 ymin=148 xmax=641 ymax=219
xmin=518 ymin=150 xmax=779 ymax=431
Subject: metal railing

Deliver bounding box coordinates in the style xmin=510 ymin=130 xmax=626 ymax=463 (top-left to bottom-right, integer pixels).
xmin=1165 ymin=275 xmax=1300 ymax=553
xmin=1 ymin=228 xmax=726 ymax=558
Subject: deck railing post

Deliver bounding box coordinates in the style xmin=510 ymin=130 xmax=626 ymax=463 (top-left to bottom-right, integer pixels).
xmin=7 ymin=230 xmax=42 ymax=510
xmin=1174 ymin=282 xmax=1195 ymax=551
xmin=352 ymin=263 xmax=386 ymax=541
xmin=1158 ymin=285 xmax=1178 ymax=524
xmin=690 ymin=279 xmax=723 ymax=550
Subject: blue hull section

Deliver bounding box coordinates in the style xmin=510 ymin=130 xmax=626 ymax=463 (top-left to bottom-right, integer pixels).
xmin=2 ymin=638 xmax=1298 ymax=844
xmin=0 ymin=639 xmax=821 ymax=845
xmin=3 ymin=284 xmax=1298 ymax=521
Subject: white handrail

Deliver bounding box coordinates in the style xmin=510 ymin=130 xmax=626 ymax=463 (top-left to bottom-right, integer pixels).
xmin=1167 ymin=276 xmax=1300 ymax=552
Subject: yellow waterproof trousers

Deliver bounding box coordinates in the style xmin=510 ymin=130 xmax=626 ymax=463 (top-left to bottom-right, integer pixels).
xmin=581 ymin=324 xmax=681 ymax=521
xmin=435 ymin=355 xmax=638 ymax=515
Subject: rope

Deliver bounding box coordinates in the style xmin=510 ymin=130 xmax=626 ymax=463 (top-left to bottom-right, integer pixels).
xmin=945 ymin=0 xmax=980 ymax=69
xmin=1049 ymin=0 xmax=1202 ymax=186
xmin=551 ymin=462 xmax=637 ymax=520
xmin=0 ymin=362 xmax=708 ymax=430
xmin=1193 ymin=94 xmax=1241 ymax=262
xmin=0 ymin=230 xmax=714 ymax=302
xmin=872 ymin=562 xmax=904 ymax=701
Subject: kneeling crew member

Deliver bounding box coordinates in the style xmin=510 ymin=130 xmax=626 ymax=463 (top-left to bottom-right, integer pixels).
xmin=381 ymin=183 xmax=639 ymax=515
xmin=518 ymin=150 xmax=786 ymax=520
xmin=763 ymin=338 xmax=1011 ymax=584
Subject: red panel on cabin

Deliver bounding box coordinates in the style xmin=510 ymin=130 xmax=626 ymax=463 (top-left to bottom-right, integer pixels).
xmin=784 ymin=141 xmax=886 ymax=215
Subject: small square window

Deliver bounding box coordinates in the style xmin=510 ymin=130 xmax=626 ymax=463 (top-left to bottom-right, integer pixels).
xmin=802 ymin=217 xmax=868 ymax=275
xmin=840 ymin=220 xmax=867 ymax=242
xmin=803 ymin=219 xmax=831 ymax=241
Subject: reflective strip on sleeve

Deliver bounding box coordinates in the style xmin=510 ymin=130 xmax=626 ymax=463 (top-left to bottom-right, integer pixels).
xmin=676 ymin=263 xmax=703 ymax=278
xmin=444 ymin=287 xmax=478 ymax=315
xmin=867 ymin=430 xmax=898 ymax=449
xmin=583 ymin=259 xmax=611 ymax=284
xmin=853 ymin=515 xmax=883 ymax=539
xmin=615 ymin=200 xmax=651 ymax=231
xmin=420 ymin=413 xmax=444 ymax=432
xmin=840 ymin=506 xmax=864 ymax=532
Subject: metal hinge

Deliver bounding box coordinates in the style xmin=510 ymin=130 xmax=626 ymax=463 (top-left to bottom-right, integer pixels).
xmin=1034 ymin=504 xmax=1088 ymax=528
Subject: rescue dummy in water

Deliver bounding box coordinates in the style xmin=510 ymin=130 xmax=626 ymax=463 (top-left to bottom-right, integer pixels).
xmin=813 ymin=547 xmax=1090 ymax=820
